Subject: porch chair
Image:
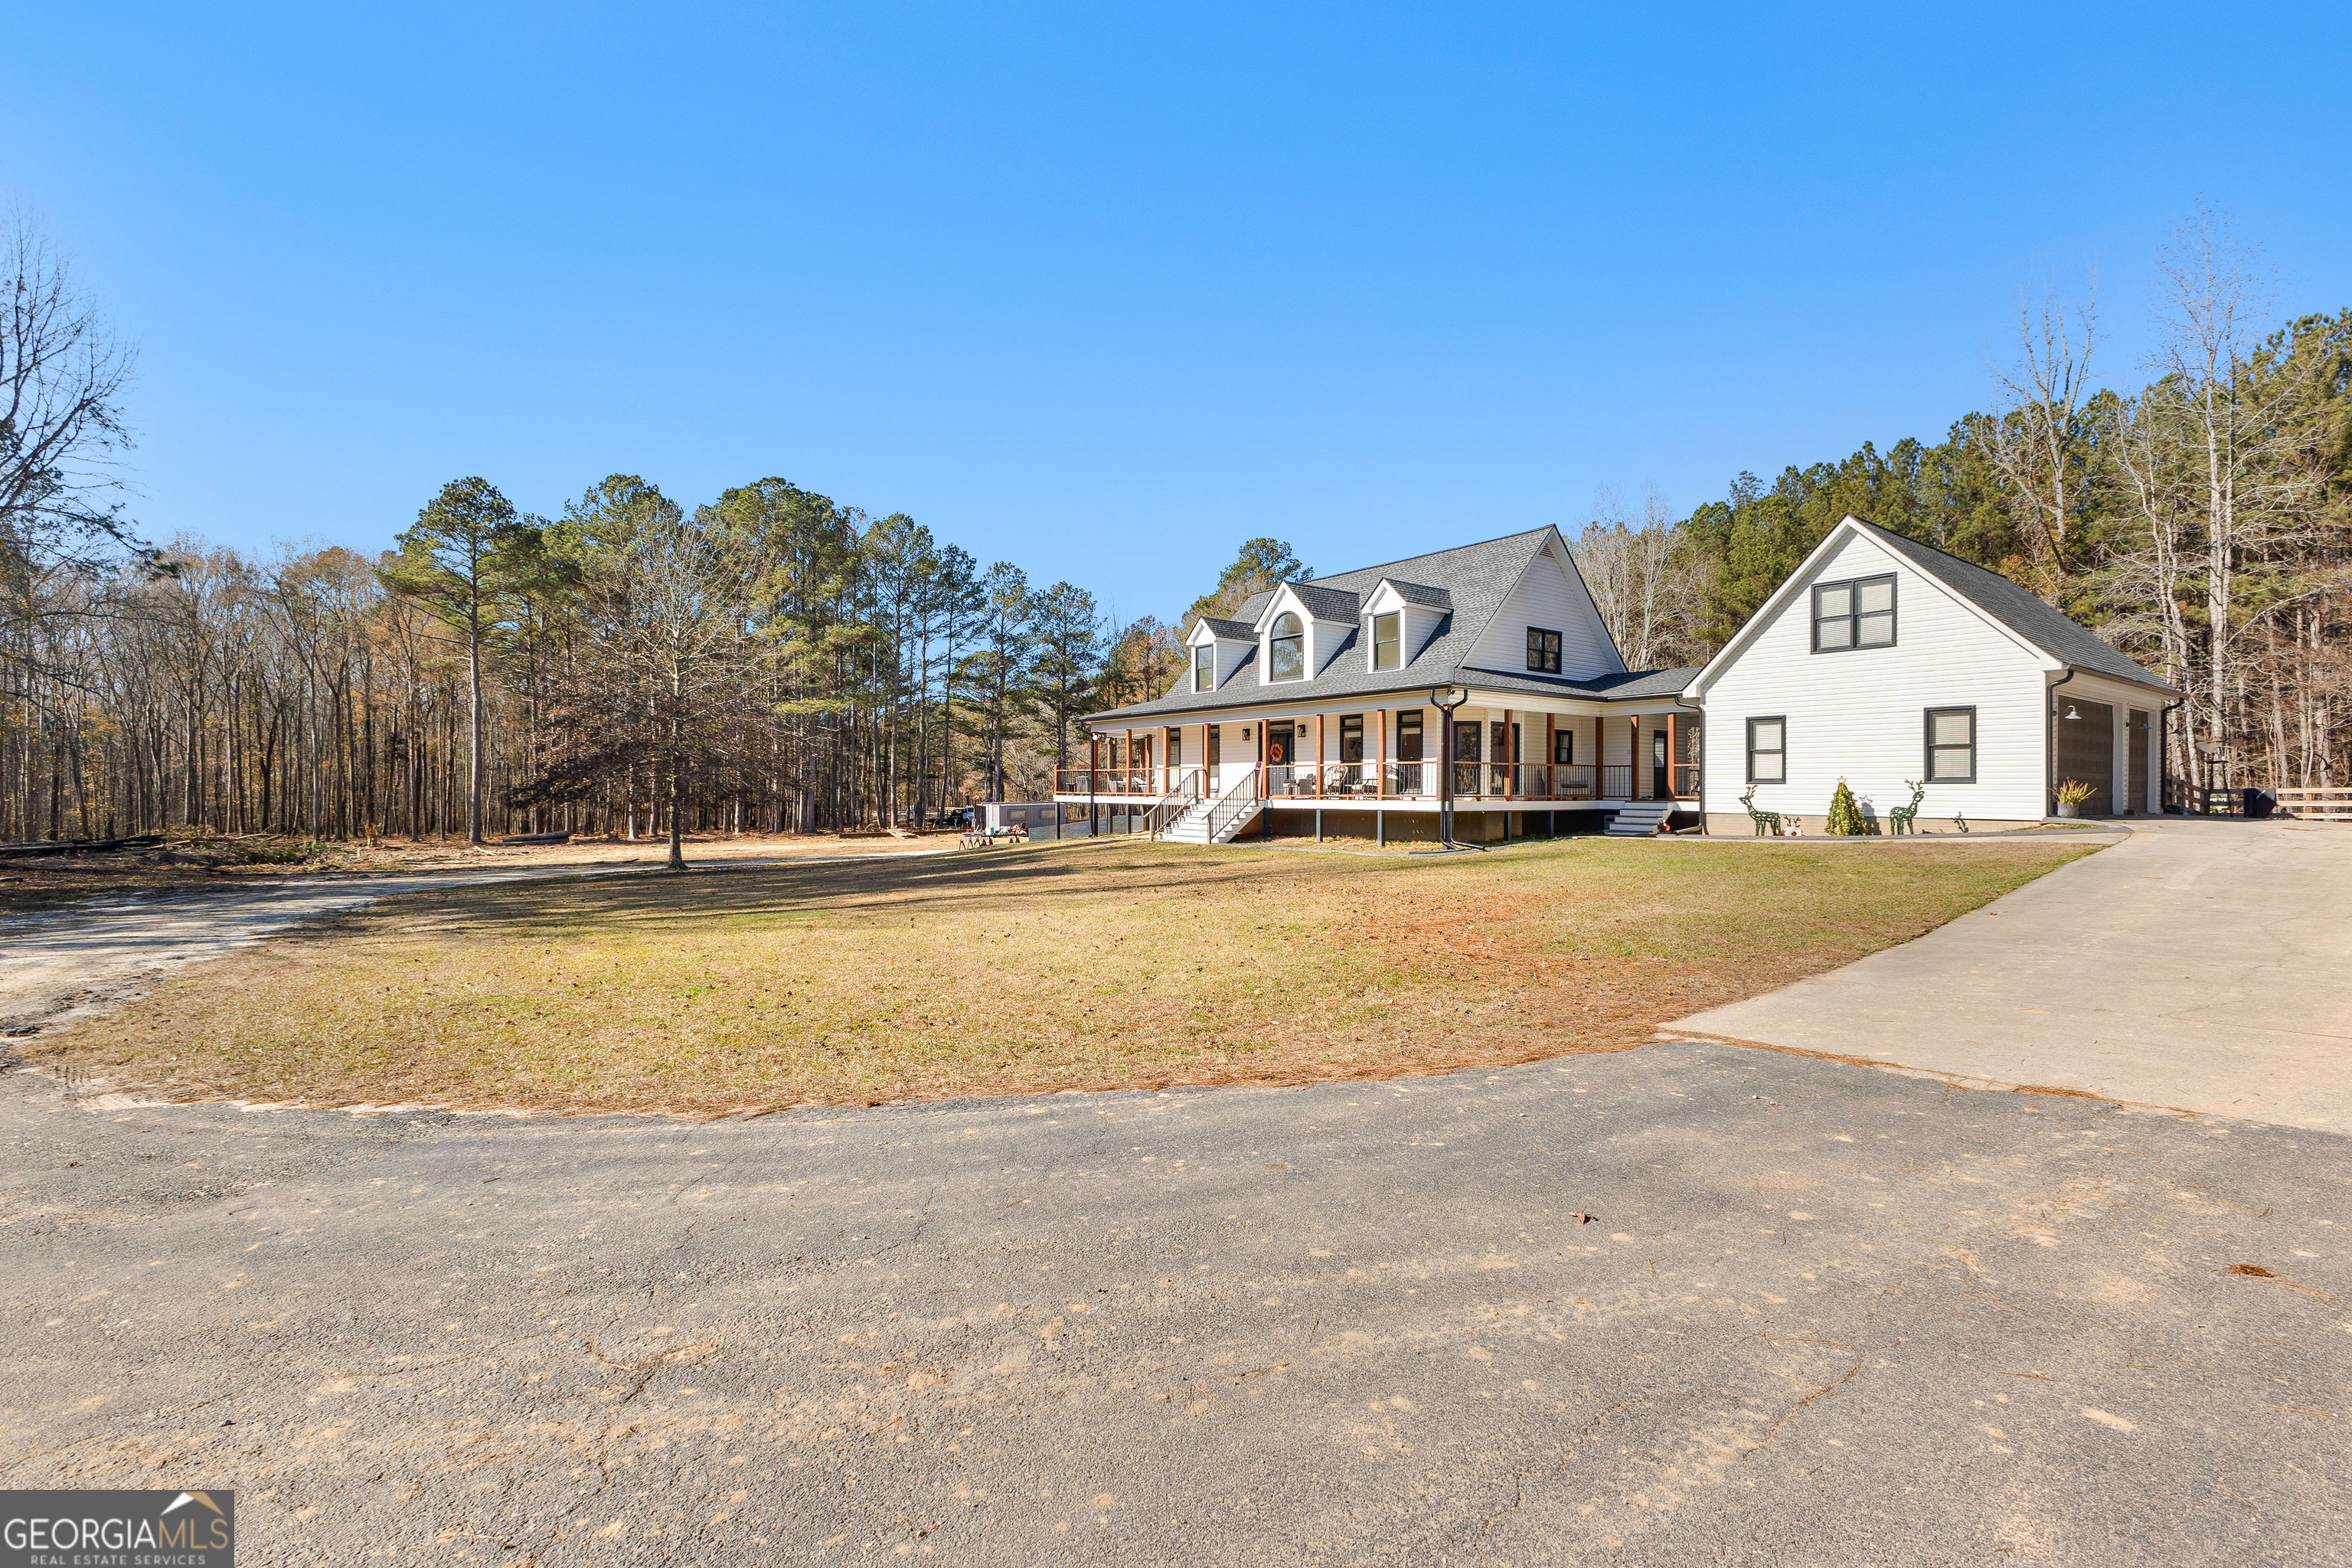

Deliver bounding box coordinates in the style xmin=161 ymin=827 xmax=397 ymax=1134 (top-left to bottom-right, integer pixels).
xmin=1888 ymin=780 xmax=1927 ymax=836
xmin=1739 ymin=786 xmax=1782 ymax=838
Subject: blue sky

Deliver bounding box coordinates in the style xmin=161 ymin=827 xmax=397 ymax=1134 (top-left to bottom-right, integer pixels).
xmin=7 ymin=4 xmax=2349 ymax=623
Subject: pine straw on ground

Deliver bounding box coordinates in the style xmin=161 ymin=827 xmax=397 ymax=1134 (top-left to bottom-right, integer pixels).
xmin=31 ymin=835 xmax=2096 ymax=1116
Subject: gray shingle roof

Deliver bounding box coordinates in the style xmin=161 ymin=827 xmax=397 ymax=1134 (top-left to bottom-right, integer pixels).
xmin=1854 ymin=519 xmax=2177 ymax=693
xmin=1089 ymin=528 xmax=1674 ymax=722
xmin=1287 ymin=583 xmax=1362 ymax=622
xmin=1196 ymin=616 xmax=1254 ymax=640
xmin=1380 ymin=578 xmax=1453 ymax=609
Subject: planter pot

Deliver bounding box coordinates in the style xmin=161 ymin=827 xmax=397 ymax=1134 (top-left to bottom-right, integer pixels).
xmin=2055 ymin=802 xmax=2079 ymax=818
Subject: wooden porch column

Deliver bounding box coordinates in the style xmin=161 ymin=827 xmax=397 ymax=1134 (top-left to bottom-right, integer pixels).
xmin=1316 ymin=712 xmax=1325 ymax=798
xmin=1377 ymin=708 xmax=1387 ymax=798
xmin=1126 ymin=728 xmax=1135 ymax=795
xmin=1501 ymin=708 xmax=1512 ymax=797
xmin=1544 ymin=711 xmax=1554 ymax=799
xmin=1630 ymin=714 xmax=1642 ymax=799
xmin=1667 ymin=712 xmax=1678 ymax=800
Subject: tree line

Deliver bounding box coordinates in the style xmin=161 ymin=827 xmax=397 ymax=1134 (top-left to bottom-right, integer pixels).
xmin=3 ymin=474 xmax=1119 ymax=852
xmin=2 ymin=216 xmax=1129 ymax=849
xmin=10 ymin=210 xmax=2346 ymax=851
xmin=1570 ymin=211 xmax=2350 ymax=792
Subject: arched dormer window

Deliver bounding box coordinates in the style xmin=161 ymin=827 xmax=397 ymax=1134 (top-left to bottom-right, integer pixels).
xmin=1269 ymin=612 xmax=1305 ymax=681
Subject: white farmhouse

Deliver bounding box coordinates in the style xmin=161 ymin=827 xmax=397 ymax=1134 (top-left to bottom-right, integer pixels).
xmin=1064 ymin=514 xmax=2175 ymax=843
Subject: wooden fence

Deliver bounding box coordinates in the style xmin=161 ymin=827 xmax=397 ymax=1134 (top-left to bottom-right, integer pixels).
xmin=2272 ymin=786 xmax=2352 ymax=824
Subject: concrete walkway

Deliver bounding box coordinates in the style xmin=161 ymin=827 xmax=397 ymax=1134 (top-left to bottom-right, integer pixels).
xmin=1671 ymin=817 xmax=2352 ymax=1134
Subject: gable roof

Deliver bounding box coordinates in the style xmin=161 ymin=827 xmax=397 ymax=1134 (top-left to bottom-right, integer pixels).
xmin=1194 ymin=616 xmax=1255 ymax=641
xmin=1857 ymin=521 xmax=2174 ymax=691
xmin=1379 ymin=578 xmax=1453 ymax=609
xmin=1685 ymin=514 xmax=2177 ymax=697
xmin=1090 ymin=527 xmax=1655 ymax=722
xmin=1277 ymin=582 xmax=1362 ymax=623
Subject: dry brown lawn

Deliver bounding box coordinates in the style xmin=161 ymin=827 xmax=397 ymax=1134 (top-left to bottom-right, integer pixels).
xmin=33 ymin=835 xmax=2096 ymax=1115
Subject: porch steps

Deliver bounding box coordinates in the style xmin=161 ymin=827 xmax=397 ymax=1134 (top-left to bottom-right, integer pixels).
xmin=1158 ymin=799 xmax=1256 ymax=844
xmin=1603 ymin=804 xmax=1674 ymax=838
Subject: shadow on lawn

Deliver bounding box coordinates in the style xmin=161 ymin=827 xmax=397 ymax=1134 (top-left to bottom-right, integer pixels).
xmin=273 ymin=840 xmax=1359 ymax=947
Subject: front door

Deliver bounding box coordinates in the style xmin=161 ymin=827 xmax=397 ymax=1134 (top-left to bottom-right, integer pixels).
xmin=1268 ymin=723 xmax=1295 ymax=792
xmin=1651 ymin=731 xmax=1668 ymax=800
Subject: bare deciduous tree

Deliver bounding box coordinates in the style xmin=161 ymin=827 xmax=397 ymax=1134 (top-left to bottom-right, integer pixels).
xmin=1984 ymin=287 xmax=2099 ymax=601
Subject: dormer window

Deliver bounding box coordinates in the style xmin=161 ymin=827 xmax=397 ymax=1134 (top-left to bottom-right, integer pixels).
xmin=1193 ymin=643 xmax=1214 ymax=692
xmin=1269 ymin=612 xmax=1305 ymax=681
xmin=1526 ymin=627 xmax=1562 ymax=674
xmin=1372 ymin=612 xmax=1400 ymax=671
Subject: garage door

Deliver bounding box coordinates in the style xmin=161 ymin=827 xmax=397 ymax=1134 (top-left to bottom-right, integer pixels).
xmin=2056 ymin=697 xmax=2115 ymax=816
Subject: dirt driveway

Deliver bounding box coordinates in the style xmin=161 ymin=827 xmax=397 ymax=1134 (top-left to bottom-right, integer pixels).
xmin=1672 ymin=817 xmax=2352 ymax=1134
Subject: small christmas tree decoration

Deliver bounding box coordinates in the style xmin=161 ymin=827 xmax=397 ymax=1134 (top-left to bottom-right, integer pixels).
xmin=1827 ymin=778 xmax=1867 ymax=835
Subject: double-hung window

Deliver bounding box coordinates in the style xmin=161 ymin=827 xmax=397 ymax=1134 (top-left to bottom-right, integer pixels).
xmin=1192 ymin=643 xmax=1214 ymax=692
xmin=1553 ymin=729 xmax=1574 ymax=765
xmin=1925 ymin=707 xmax=1976 ymax=782
xmin=1526 ymin=627 xmax=1563 ymax=673
xmin=1812 ymin=574 xmax=1896 ymax=652
xmin=1746 ymin=717 xmax=1786 ymax=783
xmin=1371 ymin=612 xmax=1401 ymax=670
xmin=1269 ymin=613 xmax=1305 ymax=681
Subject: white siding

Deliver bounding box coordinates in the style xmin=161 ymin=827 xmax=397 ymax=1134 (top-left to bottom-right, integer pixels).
xmin=1699 ymin=531 xmax=2050 ymax=826
xmin=1464 ymin=542 xmax=1625 ymax=681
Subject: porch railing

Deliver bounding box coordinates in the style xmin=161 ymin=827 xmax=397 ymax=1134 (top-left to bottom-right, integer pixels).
xmin=1206 ymin=770 xmax=1263 ymax=841
xmin=1056 ymin=766 xmax=1195 ymax=797
xmin=1063 ymin=757 xmax=1699 ymax=802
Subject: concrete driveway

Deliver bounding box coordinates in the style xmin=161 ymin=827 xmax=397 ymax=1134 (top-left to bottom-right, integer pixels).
xmin=1672 ymin=818 xmax=2352 ymax=1135
xmin=5 ymin=1040 xmax=2347 ymax=1565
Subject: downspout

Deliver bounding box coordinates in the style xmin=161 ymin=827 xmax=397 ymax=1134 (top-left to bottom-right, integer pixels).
xmin=2047 ymin=668 xmax=2077 ymax=818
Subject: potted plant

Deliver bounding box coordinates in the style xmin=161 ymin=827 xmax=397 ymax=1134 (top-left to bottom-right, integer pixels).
xmin=2053 ymin=778 xmax=2095 ymax=818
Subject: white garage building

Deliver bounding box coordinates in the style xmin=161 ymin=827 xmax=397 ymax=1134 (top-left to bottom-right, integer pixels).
xmin=1684 ymin=514 xmax=2178 ymax=833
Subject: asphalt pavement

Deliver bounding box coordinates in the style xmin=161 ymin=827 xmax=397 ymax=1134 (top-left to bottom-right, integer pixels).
xmin=5 ymin=1038 xmax=2345 ymax=1565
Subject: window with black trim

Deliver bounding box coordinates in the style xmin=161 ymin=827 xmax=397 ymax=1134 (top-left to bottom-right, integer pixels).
xmin=1269 ymin=612 xmax=1305 ymax=681
xmin=1372 ymin=612 xmax=1401 ymax=670
xmin=1396 ymin=710 xmax=1424 ymax=761
xmin=1192 ymin=644 xmax=1213 ymax=692
xmin=1926 ymin=707 xmax=1975 ymax=782
xmin=1746 ymin=716 xmax=1786 ymax=783
xmin=1339 ymin=714 xmax=1364 ymax=763
xmin=1812 ymin=574 xmax=1896 ymax=652
xmin=1553 ymin=729 xmax=1574 ymax=765
xmin=1526 ymin=626 xmax=1563 ymax=673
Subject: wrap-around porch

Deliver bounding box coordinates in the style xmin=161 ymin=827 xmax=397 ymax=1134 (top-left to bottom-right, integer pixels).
xmin=1054 ymin=702 xmax=1703 ymax=812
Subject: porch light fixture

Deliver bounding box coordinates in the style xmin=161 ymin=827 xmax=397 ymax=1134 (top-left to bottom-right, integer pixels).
xmin=2063 ymin=704 xmax=2082 ymax=720
xmin=1429 ymin=683 xmax=1472 ymax=848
